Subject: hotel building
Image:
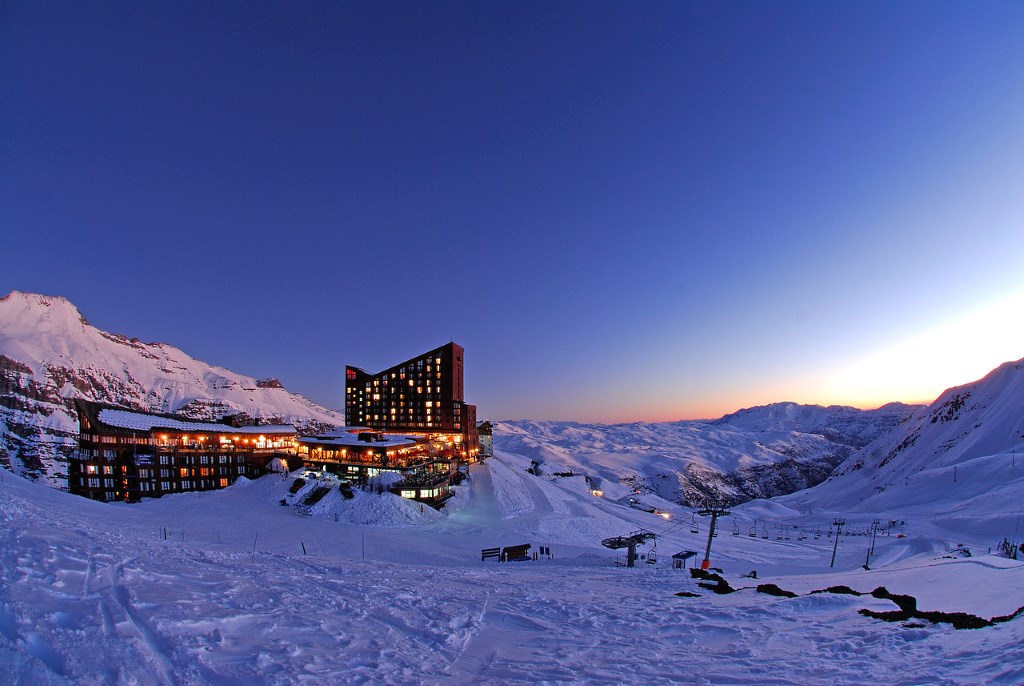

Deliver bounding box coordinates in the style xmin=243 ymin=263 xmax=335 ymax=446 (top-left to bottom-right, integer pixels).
xmin=298 ymin=343 xmax=479 ymax=504
xmin=343 ymin=342 xmax=479 ymax=459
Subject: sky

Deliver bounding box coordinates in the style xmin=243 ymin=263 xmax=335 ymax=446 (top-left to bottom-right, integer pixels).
xmin=2 ymin=1 xmax=1023 ymax=422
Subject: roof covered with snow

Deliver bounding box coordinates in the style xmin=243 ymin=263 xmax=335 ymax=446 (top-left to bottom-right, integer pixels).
xmin=299 ymin=433 xmax=417 ymax=448
xmin=97 ymin=408 xmax=295 ymax=435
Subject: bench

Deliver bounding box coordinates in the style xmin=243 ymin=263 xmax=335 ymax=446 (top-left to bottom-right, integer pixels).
xmin=481 ymin=547 xmax=501 ymax=562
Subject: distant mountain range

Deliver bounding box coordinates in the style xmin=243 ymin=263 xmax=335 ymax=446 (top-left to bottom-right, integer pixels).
xmin=496 ymin=400 xmax=919 ymax=506
xmin=0 ymin=291 xmax=344 ymax=487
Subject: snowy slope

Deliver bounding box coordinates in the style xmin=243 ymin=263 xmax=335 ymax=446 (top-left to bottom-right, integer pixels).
xmin=2 ymin=447 xmax=1024 ymax=685
xmin=780 ymin=357 xmax=1024 ymax=518
xmin=496 ymin=401 xmax=915 ymax=507
xmin=0 ymin=291 xmax=344 ymax=484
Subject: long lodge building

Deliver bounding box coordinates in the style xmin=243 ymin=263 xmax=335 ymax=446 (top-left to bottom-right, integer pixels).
xmin=70 ymin=400 xmax=298 ymax=503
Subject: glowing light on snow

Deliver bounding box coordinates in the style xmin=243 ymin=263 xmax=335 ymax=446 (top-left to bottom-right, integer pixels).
xmin=825 ymin=288 xmax=1024 ymax=406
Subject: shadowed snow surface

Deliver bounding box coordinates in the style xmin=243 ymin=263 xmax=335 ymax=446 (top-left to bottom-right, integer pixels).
xmin=2 ymin=446 xmax=1024 ymax=685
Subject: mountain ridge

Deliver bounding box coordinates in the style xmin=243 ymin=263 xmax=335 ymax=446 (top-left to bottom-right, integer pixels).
xmin=495 ymin=398 xmax=919 ymax=506
xmin=778 ymin=356 xmax=1024 ymax=514
xmin=0 ymin=290 xmax=345 ymax=485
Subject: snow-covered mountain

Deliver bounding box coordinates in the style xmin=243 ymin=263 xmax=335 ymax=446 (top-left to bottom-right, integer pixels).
xmin=780 ymin=357 xmax=1024 ymax=518
xmin=0 ymin=291 xmax=344 ymax=485
xmin=496 ymin=400 xmax=917 ymax=507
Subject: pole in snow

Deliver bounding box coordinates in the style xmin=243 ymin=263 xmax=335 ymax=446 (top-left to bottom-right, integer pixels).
xmin=830 ymin=518 xmax=846 ymax=568
xmin=698 ymin=500 xmax=731 ymax=571
xmin=864 ymin=520 xmax=880 ymax=569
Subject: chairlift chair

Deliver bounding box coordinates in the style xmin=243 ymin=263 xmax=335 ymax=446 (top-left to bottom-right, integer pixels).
xmin=732 ymin=521 xmax=740 ymax=536
xmin=748 ymin=526 xmax=757 ymax=538
xmin=761 ymin=527 xmax=769 ymax=539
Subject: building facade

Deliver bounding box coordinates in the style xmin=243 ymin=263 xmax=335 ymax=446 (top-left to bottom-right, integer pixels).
xmin=344 ymin=342 xmax=479 ymax=460
xmin=70 ymin=400 xmax=298 ymax=503
xmin=477 ymin=421 xmax=494 ymax=457
xmin=299 ymin=428 xmax=456 ymax=504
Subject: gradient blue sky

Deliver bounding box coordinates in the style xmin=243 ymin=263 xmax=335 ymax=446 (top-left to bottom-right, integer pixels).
xmin=3 ymin=2 xmax=1023 ymax=421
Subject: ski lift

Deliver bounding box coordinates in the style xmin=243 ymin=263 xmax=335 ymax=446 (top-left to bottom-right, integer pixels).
xmin=814 ymin=527 xmax=821 ymax=540
xmin=748 ymin=526 xmax=757 ymax=538
xmin=761 ymin=526 xmax=769 ymax=539
xmin=797 ymin=529 xmax=807 ymax=541
xmin=775 ymin=525 xmax=784 ymax=541
xmin=784 ymin=528 xmax=791 ymax=541
xmin=732 ymin=520 xmax=740 ymax=536
xmin=689 ymin=515 xmax=699 ymax=535
xmin=647 ymin=540 xmax=658 ymax=564
xmin=827 ymin=527 xmax=833 ymax=539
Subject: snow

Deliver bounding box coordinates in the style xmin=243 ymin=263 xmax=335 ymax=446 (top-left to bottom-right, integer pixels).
xmin=98 ymin=408 xmax=297 ymax=434
xmin=3 ymin=438 xmax=1024 ymax=685
xmin=300 ymin=433 xmax=416 ymax=448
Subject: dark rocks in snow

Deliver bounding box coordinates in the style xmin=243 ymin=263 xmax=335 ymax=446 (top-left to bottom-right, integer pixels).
xmin=756 ymin=584 xmax=797 ymax=598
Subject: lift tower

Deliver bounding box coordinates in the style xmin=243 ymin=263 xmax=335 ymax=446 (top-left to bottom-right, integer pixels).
xmin=698 ymin=501 xmax=731 ymax=571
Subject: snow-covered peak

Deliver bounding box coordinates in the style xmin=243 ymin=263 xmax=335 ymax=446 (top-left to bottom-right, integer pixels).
xmin=781 ymin=355 xmax=1024 ymax=513
xmin=0 ymin=290 xmax=344 ymax=483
